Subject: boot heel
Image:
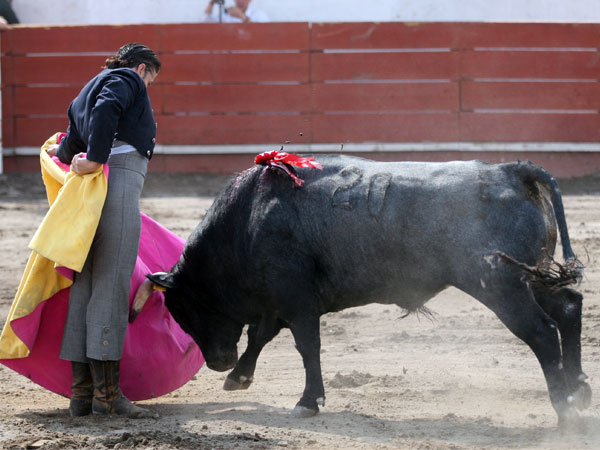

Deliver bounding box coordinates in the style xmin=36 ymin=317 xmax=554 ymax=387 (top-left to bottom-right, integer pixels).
xmin=89 ymin=359 xmax=155 ymax=418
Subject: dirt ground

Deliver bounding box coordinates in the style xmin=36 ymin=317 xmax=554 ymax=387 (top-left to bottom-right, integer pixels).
xmin=1 ymin=168 xmax=600 ymax=450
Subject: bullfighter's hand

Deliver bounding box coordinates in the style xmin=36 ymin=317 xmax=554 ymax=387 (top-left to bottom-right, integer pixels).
xmin=71 ymin=153 xmax=101 ymax=175
xmin=46 ymin=144 xmax=59 ymax=156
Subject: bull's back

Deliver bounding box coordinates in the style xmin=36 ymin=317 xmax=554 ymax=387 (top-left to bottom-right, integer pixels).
xmin=293 ymin=157 xmax=554 ymax=308
xmin=297 ymin=156 xmax=551 ymax=252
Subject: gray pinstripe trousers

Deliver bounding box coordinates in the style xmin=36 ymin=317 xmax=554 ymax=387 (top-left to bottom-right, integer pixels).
xmin=60 ymin=151 xmax=148 ymax=362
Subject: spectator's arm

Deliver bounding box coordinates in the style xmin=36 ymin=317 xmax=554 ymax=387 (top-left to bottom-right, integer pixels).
xmin=204 ymin=0 xmax=218 ymax=21
xmin=226 ymin=6 xmax=250 ymax=22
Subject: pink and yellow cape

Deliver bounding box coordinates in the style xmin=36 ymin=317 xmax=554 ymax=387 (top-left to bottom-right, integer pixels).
xmin=0 ymin=133 xmax=204 ymax=400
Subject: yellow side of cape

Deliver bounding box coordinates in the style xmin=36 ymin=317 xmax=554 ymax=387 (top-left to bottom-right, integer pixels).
xmin=0 ymin=134 xmax=107 ymax=359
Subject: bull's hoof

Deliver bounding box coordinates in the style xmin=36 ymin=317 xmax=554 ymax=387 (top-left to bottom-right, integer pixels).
xmin=291 ymin=405 xmax=319 ymax=418
xmin=558 ymin=407 xmax=583 ymax=434
xmin=572 ymin=382 xmax=592 ymax=411
xmin=223 ymin=375 xmax=253 ymax=391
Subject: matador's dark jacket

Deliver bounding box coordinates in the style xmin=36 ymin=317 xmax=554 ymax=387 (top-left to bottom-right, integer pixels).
xmin=57 ymin=68 xmax=157 ymax=164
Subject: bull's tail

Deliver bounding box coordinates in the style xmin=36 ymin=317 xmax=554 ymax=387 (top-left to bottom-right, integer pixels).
xmin=496 ymin=161 xmax=583 ymax=289
xmin=512 ymin=160 xmax=577 ymax=264
xmin=494 ymin=250 xmax=582 ymax=290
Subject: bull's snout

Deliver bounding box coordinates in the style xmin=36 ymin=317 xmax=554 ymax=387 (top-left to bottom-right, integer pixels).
xmin=204 ymin=350 xmax=238 ymax=372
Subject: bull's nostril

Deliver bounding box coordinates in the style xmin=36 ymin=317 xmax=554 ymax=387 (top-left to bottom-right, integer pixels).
xmin=205 ymin=356 xmax=237 ymax=372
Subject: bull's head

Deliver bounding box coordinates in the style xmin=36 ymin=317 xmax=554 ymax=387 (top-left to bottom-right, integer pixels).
xmin=131 ymin=272 xmax=243 ymax=372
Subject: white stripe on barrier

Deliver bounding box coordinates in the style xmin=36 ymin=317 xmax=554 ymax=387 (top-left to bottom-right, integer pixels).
xmin=5 ymin=142 xmax=600 ymax=157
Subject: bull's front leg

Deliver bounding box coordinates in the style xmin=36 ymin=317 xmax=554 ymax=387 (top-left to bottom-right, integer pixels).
xmin=288 ymin=316 xmax=325 ymax=418
xmin=224 ymin=315 xmax=282 ymax=391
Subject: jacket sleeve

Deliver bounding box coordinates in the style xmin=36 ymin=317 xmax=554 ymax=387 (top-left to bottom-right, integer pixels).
xmin=85 ymin=74 xmax=140 ymax=164
xmin=56 ymin=123 xmax=84 ymax=164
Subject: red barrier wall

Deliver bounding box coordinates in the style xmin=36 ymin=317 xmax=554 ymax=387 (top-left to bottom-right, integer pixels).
xmin=2 ymin=22 xmax=600 ymax=175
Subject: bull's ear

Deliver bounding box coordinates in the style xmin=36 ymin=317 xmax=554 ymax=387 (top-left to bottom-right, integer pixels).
xmin=146 ymin=272 xmax=176 ymax=290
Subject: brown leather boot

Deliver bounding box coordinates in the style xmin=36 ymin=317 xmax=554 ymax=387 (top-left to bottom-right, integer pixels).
xmin=69 ymin=361 xmax=93 ymax=417
xmin=89 ymin=359 xmax=153 ymax=418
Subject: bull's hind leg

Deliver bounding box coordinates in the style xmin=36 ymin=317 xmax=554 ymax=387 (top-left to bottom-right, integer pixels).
xmin=224 ymin=315 xmax=282 ymax=391
xmin=533 ymin=287 xmax=591 ymax=410
xmin=469 ymin=280 xmax=579 ymax=429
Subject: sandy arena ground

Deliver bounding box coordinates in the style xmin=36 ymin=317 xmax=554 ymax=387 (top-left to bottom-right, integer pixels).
xmin=1 ymin=168 xmax=600 ymax=450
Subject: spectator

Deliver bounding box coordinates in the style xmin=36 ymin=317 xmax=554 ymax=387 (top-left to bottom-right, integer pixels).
xmin=204 ymin=0 xmax=269 ymax=23
xmin=0 ymin=0 xmax=18 ymax=31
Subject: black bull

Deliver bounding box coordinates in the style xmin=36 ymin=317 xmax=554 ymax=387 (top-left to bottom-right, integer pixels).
xmin=132 ymin=155 xmax=591 ymax=427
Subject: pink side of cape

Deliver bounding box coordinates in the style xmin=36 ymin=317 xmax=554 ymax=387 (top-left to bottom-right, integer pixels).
xmin=0 ymin=157 xmax=204 ymax=400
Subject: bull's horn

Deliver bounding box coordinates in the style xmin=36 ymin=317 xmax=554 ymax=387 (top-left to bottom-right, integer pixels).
xmin=129 ymin=278 xmax=157 ymax=323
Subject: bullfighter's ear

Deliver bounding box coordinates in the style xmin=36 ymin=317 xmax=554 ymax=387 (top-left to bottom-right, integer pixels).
xmin=147 ymin=272 xmax=176 ymax=290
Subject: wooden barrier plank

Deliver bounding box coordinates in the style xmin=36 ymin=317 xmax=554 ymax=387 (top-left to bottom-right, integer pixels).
xmin=9 ymin=56 xmax=107 ymax=85
xmin=1 ymin=86 xmax=15 ymax=147
xmin=459 ymin=22 xmax=600 ymax=48
xmin=159 ymin=53 xmax=309 ymax=83
xmin=1 ymin=156 xmax=42 ymax=172
xmin=461 ymin=81 xmax=600 ymax=111
xmin=148 ymin=153 xmax=256 ymax=174
xmin=311 ymin=52 xmax=459 ymax=81
xmin=312 ymin=82 xmax=458 ymax=111
xmin=7 ymin=25 xmax=160 ymax=55
xmin=1 ymin=115 xmax=14 ymax=147
xmin=311 ymin=113 xmax=459 ymax=142
xmin=311 ymin=22 xmax=459 ymax=49
xmin=158 ymin=22 xmax=309 ymax=51
xmin=14 ymin=86 xmax=79 ymax=115
xmin=156 ymin=114 xmax=312 ymax=145
xmin=0 ymin=26 xmax=13 ymax=56
xmin=461 ymin=51 xmax=600 ymax=79
xmin=0 ymin=52 xmax=15 ymax=85
xmin=161 ymin=84 xmax=311 ymax=114
xmin=15 ymin=117 xmax=69 ymax=146
xmin=460 ymin=113 xmax=600 ymax=142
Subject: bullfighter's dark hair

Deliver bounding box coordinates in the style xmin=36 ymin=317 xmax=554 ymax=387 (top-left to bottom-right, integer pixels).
xmin=105 ymin=42 xmax=161 ymax=75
